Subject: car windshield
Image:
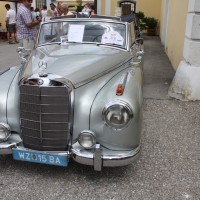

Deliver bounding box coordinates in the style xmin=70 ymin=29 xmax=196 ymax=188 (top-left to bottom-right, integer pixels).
xmin=38 ymin=21 xmax=127 ymax=49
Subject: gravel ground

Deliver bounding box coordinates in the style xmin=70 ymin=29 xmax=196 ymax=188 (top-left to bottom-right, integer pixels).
xmin=0 ymin=41 xmax=20 ymax=70
xmin=0 ymin=99 xmax=200 ymax=200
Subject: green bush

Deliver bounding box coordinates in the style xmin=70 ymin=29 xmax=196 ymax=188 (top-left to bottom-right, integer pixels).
xmin=136 ymin=11 xmax=145 ymax=20
xmin=144 ymin=17 xmax=158 ymax=29
xmin=136 ymin=12 xmax=158 ymax=31
xmin=76 ymin=0 xmax=83 ymax=12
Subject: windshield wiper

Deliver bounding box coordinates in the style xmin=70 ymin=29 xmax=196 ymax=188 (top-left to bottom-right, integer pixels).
xmin=39 ymin=42 xmax=61 ymax=47
xmin=96 ymin=43 xmax=123 ymax=48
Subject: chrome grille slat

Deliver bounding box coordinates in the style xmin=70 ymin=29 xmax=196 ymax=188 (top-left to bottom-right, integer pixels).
xmin=21 ymin=95 xmax=69 ymax=105
xmin=23 ymin=136 xmax=68 ymax=146
xmin=21 ymin=128 xmax=68 ymax=138
xmin=20 ymin=104 xmax=68 ymax=109
xmin=20 ymin=79 xmax=72 ymax=151
xmin=21 ymin=112 xmax=69 ymax=122
xmin=23 ymin=135 xmax=68 ymax=140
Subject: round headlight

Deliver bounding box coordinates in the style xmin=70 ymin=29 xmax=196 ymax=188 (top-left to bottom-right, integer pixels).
xmin=103 ymin=101 xmax=133 ymax=129
xmin=78 ymin=130 xmax=96 ymax=149
xmin=0 ymin=123 xmax=11 ymax=142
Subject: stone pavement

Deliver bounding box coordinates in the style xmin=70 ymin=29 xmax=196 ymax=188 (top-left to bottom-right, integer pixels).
xmin=143 ymin=35 xmax=175 ymax=100
xmin=141 ymin=35 xmax=200 ymax=199
xmin=0 ymin=40 xmax=20 ymax=70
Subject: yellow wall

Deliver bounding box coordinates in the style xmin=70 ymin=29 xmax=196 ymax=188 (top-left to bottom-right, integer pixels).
xmin=0 ymin=2 xmax=8 ymax=31
xmin=111 ymin=0 xmax=117 ymax=16
xmin=106 ymin=0 xmax=161 ymax=22
xmin=100 ymin=0 xmax=188 ymax=71
xmin=160 ymin=0 xmax=164 ymax=39
xmin=101 ymin=0 xmax=106 ymax=15
xmin=136 ymin=0 xmax=161 ymax=21
xmin=0 ymin=2 xmax=17 ymax=31
xmin=165 ymin=0 xmax=188 ymax=69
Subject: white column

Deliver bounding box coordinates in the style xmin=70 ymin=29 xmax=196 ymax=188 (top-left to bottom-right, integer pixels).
xmin=46 ymin=0 xmax=51 ymax=10
xmin=97 ymin=0 xmax=101 ymax=15
xmin=32 ymin=1 xmax=36 ymax=9
xmin=105 ymin=0 xmax=111 ymax=16
xmin=168 ymin=0 xmax=200 ymax=100
xmin=161 ymin=0 xmax=169 ymax=48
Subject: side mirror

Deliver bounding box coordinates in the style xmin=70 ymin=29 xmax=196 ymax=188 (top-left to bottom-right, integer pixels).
xmin=17 ymin=47 xmax=31 ymax=64
xmin=135 ymin=38 xmax=143 ymax=45
xmin=17 ymin=47 xmax=24 ymax=53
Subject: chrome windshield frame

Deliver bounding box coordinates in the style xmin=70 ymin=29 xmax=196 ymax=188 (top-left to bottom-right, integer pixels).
xmin=36 ymin=19 xmax=129 ymax=51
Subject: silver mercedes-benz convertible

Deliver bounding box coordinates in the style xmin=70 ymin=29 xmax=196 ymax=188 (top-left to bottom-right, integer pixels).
xmin=0 ymin=14 xmax=143 ymax=171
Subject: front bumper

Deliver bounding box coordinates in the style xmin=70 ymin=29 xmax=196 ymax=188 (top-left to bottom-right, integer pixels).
xmin=71 ymin=142 xmax=141 ymax=171
xmin=0 ymin=135 xmax=140 ymax=171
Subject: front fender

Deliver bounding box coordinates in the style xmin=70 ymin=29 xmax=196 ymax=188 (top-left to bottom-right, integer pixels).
xmin=0 ymin=66 xmax=21 ymax=132
xmin=90 ymin=66 xmax=143 ymax=150
xmin=72 ymin=67 xmax=126 ymax=141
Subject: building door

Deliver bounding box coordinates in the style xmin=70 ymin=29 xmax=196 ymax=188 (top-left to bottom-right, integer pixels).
xmin=121 ymin=4 xmax=131 ymax=15
xmin=119 ymin=1 xmax=136 ymax=16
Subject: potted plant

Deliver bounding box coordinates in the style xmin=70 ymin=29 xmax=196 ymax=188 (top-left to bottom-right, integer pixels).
xmin=136 ymin=11 xmax=145 ymax=20
xmin=135 ymin=11 xmax=146 ymax=31
xmin=76 ymin=0 xmax=83 ymax=12
xmin=144 ymin=17 xmax=158 ymax=36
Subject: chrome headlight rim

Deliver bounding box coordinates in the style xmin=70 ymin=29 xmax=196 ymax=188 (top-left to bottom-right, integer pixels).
xmin=102 ymin=100 xmax=134 ymax=130
xmin=78 ymin=130 xmax=96 ymax=149
xmin=0 ymin=122 xmax=11 ymax=142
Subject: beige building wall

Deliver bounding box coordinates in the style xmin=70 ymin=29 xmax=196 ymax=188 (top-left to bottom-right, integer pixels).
xmin=111 ymin=0 xmax=117 ymax=16
xmin=100 ymin=0 xmax=186 ymax=69
xmin=0 ymin=2 xmax=9 ymax=31
xmin=136 ymin=0 xmax=161 ymax=21
xmin=100 ymin=0 xmax=106 ymax=15
xmin=0 ymin=2 xmax=17 ymax=31
xmin=100 ymin=0 xmax=161 ymax=21
xmin=164 ymin=0 xmax=188 ymax=69
xmin=99 ymin=0 xmax=161 ymax=34
xmin=160 ymin=0 xmax=165 ymax=42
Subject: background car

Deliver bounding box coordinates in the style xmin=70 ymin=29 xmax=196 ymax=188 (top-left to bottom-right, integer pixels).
xmin=0 ymin=14 xmax=144 ymax=171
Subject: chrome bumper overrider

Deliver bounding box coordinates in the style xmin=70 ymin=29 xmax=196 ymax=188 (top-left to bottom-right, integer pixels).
xmin=71 ymin=142 xmax=141 ymax=171
xmin=0 ymin=134 xmax=22 ymax=154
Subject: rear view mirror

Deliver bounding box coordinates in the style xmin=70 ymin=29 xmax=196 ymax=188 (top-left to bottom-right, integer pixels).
xmin=17 ymin=47 xmax=31 ymax=64
xmin=135 ymin=38 xmax=143 ymax=45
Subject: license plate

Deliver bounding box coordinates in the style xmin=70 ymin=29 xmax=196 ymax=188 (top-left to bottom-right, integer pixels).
xmin=12 ymin=148 xmax=68 ymax=167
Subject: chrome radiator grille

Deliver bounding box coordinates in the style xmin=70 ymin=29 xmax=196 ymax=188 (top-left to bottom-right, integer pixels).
xmin=20 ymin=78 xmax=72 ymax=151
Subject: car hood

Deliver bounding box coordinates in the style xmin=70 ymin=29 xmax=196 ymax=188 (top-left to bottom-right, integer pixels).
xmin=22 ymin=44 xmax=131 ymax=86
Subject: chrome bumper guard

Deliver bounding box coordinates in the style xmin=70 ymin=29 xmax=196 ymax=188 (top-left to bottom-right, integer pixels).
xmin=71 ymin=142 xmax=141 ymax=171
xmin=0 ymin=134 xmax=22 ymax=155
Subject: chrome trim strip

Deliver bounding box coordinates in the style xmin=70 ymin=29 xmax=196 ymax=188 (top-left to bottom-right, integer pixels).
xmin=37 ymin=20 xmax=127 ymax=49
xmin=37 ymin=19 xmax=129 ymax=48
xmin=72 ymin=57 xmax=132 ymax=88
xmin=0 ymin=68 xmax=10 ymax=76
